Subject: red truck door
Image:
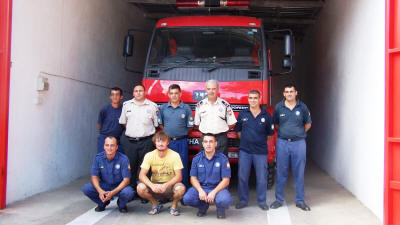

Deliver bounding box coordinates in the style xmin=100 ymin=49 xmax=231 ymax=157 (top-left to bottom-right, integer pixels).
xmin=0 ymin=0 xmax=12 ymax=209
xmin=385 ymin=0 xmax=400 ymax=224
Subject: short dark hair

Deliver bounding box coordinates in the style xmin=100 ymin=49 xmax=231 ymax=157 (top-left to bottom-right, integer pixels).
xmin=248 ymin=89 xmax=260 ymax=97
xmin=104 ymin=136 xmax=118 ymax=144
xmin=110 ymin=87 xmax=123 ymax=96
xmin=152 ymin=131 xmax=170 ymax=144
xmin=202 ymin=133 xmax=216 ymax=141
xmin=168 ymin=84 xmax=181 ymax=92
xmin=283 ymin=83 xmax=297 ymax=91
xmin=134 ymin=84 xmax=145 ymax=91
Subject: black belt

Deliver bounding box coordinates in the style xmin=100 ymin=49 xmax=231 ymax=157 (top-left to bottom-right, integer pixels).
xmin=280 ymin=137 xmax=303 ymax=142
xmin=128 ymin=135 xmax=153 ymax=142
xmin=171 ymin=135 xmax=188 ymax=141
xmin=201 ymin=132 xmax=226 ymax=137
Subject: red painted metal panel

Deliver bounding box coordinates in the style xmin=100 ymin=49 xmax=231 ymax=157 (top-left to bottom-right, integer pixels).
xmin=0 ymin=0 xmax=12 ymax=209
xmin=386 ymin=0 xmax=400 ymax=224
xmin=143 ymin=79 xmax=266 ymax=105
xmin=156 ymin=16 xmax=261 ymax=28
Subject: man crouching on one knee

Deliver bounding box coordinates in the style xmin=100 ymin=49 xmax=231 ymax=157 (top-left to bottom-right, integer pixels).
xmin=137 ymin=131 xmax=186 ymax=216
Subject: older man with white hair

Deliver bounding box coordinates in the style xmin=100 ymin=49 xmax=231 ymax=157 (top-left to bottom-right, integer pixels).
xmin=194 ymin=80 xmax=237 ymax=155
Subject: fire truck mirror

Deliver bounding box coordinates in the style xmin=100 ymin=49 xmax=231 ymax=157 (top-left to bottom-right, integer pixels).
xmin=282 ymin=57 xmax=292 ymax=69
xmin=123 ymin=34 xmax=134 ymax=57
xmin=284 ymin=34 xmax=293 ymax=57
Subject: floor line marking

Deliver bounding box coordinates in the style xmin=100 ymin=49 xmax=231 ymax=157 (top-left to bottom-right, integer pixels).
xmin=66 ymin=199 xmax=117 ymax=225
xmin=267 ymin=189 xmax=293 ymax=225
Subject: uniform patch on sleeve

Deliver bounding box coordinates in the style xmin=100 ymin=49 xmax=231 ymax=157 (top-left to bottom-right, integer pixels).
xmin=128 ymin=164 xmax=131 ymax=170
xmin=227 ymin=162 xmax=230 ymax=168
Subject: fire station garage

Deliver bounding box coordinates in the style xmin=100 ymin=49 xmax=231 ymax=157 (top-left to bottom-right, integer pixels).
xmin=0 ymin=0 xmax=397 ymax=224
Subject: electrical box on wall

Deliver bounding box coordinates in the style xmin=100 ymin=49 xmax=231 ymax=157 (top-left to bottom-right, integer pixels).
xmin=36 ymin=74 xmax=49 ymax=91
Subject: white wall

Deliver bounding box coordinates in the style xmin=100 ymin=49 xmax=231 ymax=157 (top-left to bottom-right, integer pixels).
xmin=7 ymin=0 xmax=153 ymax=204
xmin=305 ymin=0 xmax=385 ymax=220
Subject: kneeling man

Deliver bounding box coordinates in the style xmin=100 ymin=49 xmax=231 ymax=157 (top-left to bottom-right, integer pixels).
xmin=82 ymin=136 xmax=134 ymax=213
xmin=183 ymin=133 xmax=232 ymax=219
xmin=137 ymin=131 xmax=186 ymax=216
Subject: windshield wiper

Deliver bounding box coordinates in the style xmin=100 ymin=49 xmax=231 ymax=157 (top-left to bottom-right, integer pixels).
xmin=161 ymin=59 xmax=205 ymax=72
xmin=206 ymin=61 xmax=233 ymax=72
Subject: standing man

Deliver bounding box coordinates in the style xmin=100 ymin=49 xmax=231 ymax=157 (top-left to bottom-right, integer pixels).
xmin=119 ymin=84 xmax=159 ymax=190
xmin=159 ymin=84 xmax=193 ymax=187
xmin=194 ymin=80 xmax=237 ymax=155
xmin=82 ymin=136 xmax=134 ymax=213
xmin=137 ymin=131 xmax=186 ymax=216
xmin=97 ymin=87 xmax=124 ymax=153
xmin=183 ymin=133 xmax=232 ymax=219
xmin=270 ymin=84 xmax=312 ymax=211
xmin=235 ymin=90 xmax=274 ymax=211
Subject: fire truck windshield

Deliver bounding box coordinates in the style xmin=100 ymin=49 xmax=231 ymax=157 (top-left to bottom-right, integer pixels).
xmin=148 ymin=27 xmax=263 ymax=69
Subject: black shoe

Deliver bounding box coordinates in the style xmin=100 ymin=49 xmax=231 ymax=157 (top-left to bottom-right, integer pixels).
xmin=296 ymin=202 xmax=311 ymax=211
xmin=119 ymin=206 xmax=128 ymax=213
xmin=259 ymin=205 xmax=269 ymax=211
xmin=196 ymin=205 xmax=209 ymax=217
xmin=270 ymin=201 xmax=283 ymax=209
xmin=94 ymin=200 xmax=110 ymax=212
xmin=235 ymin=203 xmax=247 ymax=209
xmin=217 ymin=211 xmax=226 ymax=219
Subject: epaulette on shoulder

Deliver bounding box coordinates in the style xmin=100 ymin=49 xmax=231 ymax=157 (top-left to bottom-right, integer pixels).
xmin=221 ymin=100 xmax=230 ymax=107
xmin=194 ymin=151 xmax=202 ymax=157
xmin=123 ymin=100 xmax=131 ymax=105
xmin=196 ymin=101 xmax=204 ymax=107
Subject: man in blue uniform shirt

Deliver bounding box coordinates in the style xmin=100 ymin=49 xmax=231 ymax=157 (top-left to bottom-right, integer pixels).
xmin=82 ymin=136 xmax=134 ymax=213
xmin=97 ymin=87 xmax=124 ymax=153
xmin=270 ymin=84 xmax=312 ymax=211
xmin=182 ymin=133 xmax=232 ymax=219
xmin=159 ymin=84 xmax=193 ymax=187
xmin=235 ymin=90 xmax=274 ymax=211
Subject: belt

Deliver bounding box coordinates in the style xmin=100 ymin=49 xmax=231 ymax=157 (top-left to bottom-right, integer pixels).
xmin=128 ymin=135 xmax=153 ymax=142
xmin=202 ymin=132 xmax=226 ymax=137
xmin=171 ymin=135 xmax=188 ymax=141
xmin=280 ymin=137 xmax=303 ymax=142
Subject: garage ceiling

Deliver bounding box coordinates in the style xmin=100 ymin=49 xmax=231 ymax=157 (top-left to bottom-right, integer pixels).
xmin=127 ymin=0 xmax=325 ymax=35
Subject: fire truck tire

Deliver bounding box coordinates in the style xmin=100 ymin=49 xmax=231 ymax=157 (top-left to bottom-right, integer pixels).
xmin=267 ymin=162 xmax=276 ymax=190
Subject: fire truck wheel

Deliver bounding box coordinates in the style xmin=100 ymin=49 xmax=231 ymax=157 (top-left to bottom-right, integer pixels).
xmin=267 ymin=162 xmax=276 ymax=190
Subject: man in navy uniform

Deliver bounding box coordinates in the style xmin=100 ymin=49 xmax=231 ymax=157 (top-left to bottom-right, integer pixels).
xmin=270 ymin=84 xmax=312 ymax=211
xmin=235 ymin=90 xmax=274 ymax=211
xmin=82 ymin=136 xmax=134 ymax=213
xmin=182 ymin=133 xmax=232 ymax=219
xmin=159 ymin=84 xmax=193 ymax=187
xmin=97 ymin=87 xmax=124 ymax=153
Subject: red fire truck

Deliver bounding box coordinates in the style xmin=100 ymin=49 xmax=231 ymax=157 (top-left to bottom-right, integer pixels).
xmin=123 ymin=15 xmax=293 ymax=187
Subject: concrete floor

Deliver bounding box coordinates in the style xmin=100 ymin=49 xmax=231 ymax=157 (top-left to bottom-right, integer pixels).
xmin=0 ymin=161 xmax=382 ymax=225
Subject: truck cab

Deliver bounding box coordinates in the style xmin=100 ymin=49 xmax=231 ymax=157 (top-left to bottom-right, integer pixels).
xmin=124 ymin=15 xmax=293 ymax=177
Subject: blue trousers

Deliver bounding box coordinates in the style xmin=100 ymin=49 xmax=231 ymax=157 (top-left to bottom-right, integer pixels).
xmin=82 ymin=182 xmax=134 ymax=208
xmin=275 ymin=138 xmax=306 ymax=204
xmin=97 ymin=134 xmax=124 ymax=154
xmin=238 ymin=150 xmax=268 ymax=206
xmin=169 ymin=138 xmax=189 ymax=187
xmin=183 ymin=186 xmax=232 ymax=213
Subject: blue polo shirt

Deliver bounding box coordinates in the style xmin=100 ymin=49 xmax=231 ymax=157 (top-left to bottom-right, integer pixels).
xmin=190 ymin=151 xmax=231 ymax=188
xmin=98 ymin=104 xmax=124 ymax=138
xmin=272 ymin=100 xmax=312 ymax=139
xmin=235 ymin=108 xmax=274 ymax=154
xmin=91 ymin=151 xmax=131 ymax=185
xmin=159 ymin=101 xmax=193 ymax=138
